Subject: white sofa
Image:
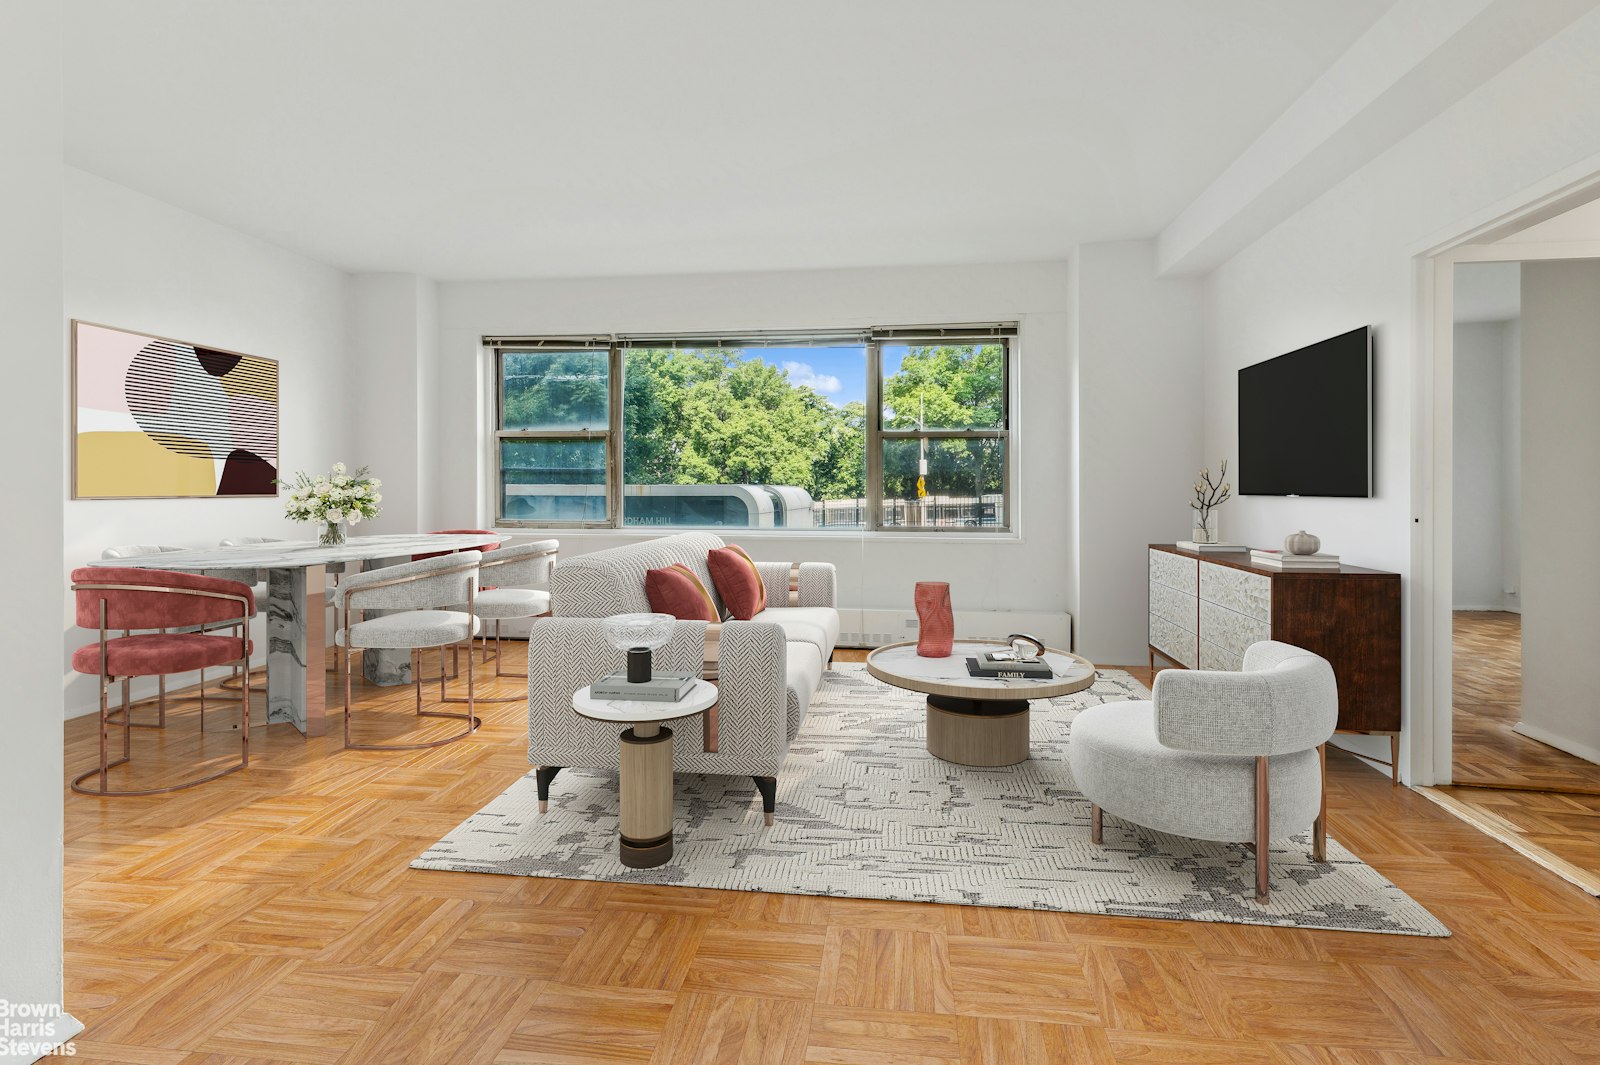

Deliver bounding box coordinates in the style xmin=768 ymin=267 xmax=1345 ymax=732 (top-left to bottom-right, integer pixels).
xmin=527 ymin=532 xmax=839 ymax=823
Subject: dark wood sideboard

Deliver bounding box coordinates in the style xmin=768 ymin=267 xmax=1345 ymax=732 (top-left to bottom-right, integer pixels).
xmin=1147 ymin=544 xmax=1402 ymax=779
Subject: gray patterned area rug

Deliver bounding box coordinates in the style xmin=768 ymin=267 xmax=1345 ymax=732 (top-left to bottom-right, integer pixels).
xmin=414 ymin=664 xmax=1447 ymax=936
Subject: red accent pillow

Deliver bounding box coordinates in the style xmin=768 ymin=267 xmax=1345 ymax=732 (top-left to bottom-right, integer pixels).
xmin=706 ymin=545 xmax=766 ymax=620
xmin=645 ymin=563 xmax=719 ymax=623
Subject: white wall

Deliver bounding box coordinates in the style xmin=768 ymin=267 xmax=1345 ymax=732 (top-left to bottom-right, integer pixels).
xmin=427 ymin=263 xmax=1079 ymax=647
xmin=346 ymin=273 xmax=438 ymax=534
xmin=1 ymin=6 xmax=79 ymax=1058
xmin=1199 ymin=6 xmax=1600 ymax=780
xmin=1451 ymin=318 xmax=1520 ymax=610
xmin=62 ymin=169 xmax=350 ymax=718
xmin=1518 ymin=259 xmax=1600 ymax=764
xmin=1071 ymin=241 xmax=1204 ymax=663
xmin=1501 ymin=318 xmax=1522 ymax=611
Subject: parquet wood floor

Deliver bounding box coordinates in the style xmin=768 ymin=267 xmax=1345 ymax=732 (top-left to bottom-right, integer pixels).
xmin=1442 ymin=611 xmax=1600 ymax=888
xmin=1451 ymin=611 xmax=1600 ymax=793
xmin=55 ymin=650 xmax=1600 ymax=1064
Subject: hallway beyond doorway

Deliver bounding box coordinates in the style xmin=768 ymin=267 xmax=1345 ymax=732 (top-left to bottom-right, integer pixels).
xmin=1452 ymin=611 xmax=1600 ymax=793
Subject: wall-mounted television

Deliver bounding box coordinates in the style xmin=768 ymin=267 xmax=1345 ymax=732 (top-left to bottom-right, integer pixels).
xmin=1238 ymin=326 xmax=1372 ymax=498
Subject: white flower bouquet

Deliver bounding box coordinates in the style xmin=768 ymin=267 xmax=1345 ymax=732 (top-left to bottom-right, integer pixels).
xmin=283 ymin=462 xmax=383 ymax=545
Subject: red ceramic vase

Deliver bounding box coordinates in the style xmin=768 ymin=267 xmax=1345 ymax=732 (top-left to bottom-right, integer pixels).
xmin=915 ymin=581 xmax=954 ymax=658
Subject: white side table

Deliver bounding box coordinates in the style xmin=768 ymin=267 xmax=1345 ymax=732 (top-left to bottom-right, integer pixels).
xmin=572 ymin=679 xmax=719 ymax=868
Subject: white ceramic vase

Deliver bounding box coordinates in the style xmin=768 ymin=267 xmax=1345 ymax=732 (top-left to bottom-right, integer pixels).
xmin=1284 ymin=530 xmax=1321 ymax=555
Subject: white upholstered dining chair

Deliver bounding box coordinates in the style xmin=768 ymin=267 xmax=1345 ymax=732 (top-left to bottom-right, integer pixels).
xmin=439 ymin=538 xmax=558 ymax=703
xmin=335 ymin=550 xmax=483 ymax=750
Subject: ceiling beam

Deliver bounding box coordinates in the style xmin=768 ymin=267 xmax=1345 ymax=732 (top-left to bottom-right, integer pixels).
xmin=1156 ymin=0 xmax=1599 ymax=277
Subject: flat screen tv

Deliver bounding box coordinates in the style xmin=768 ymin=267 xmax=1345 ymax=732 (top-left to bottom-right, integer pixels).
xmin=1238 ymin=326 xmax=1372 ymax=497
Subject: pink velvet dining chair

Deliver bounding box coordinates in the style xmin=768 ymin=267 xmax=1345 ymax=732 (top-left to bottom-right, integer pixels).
xmin=69 ymin=567 xmax=255 ymax=796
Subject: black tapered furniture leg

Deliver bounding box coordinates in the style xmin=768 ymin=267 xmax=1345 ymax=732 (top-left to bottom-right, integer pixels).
xmin=536 ymin=765 xmax=563 ymax=813
xmin=752 ymin=775 xmax=777 ymax=827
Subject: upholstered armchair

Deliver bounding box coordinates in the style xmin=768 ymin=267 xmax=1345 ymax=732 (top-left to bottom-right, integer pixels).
xmin=1069 ymin=641 xmax=1339 ymax=901
xmin=527 ymin=532 xmax=838 ymax=825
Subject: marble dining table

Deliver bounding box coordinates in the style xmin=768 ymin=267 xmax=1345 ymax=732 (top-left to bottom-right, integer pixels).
xmin=86 ymin=532 xmax=501 ymax=736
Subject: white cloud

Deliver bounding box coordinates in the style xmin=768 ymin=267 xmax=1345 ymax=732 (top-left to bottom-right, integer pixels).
xmin=783 ymin=360 xmax=842 ymax=395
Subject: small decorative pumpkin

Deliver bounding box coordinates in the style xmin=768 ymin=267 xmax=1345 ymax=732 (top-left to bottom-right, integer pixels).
xmin=1284 ymin=530 xmax=1321 ymax=555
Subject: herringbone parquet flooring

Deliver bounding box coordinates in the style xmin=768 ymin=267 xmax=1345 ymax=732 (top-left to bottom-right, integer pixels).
xmin=55 ymin=649 xmax=1600 ymax=1064
xmin=1451 ymin=611 xmax=1600 ymax=793
xmin=1440 ymin=611 xmax=1600 ymax=890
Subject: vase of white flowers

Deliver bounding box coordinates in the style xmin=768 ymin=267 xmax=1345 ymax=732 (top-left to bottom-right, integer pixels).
xmin=283 ymin=463 xmax=382 ymax=545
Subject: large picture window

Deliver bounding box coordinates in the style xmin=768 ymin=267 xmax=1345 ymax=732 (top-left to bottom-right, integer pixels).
xmin=490 ymin=325 xmax=1014 ymax=532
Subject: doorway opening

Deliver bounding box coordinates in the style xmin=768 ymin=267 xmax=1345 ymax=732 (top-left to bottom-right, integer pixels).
xmin=1425 ymin=195 xmax=1600 ymax=895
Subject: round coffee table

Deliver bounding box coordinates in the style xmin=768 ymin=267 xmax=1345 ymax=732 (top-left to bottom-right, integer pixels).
xmin=573 ymin=679 xmax=719 ymax=868
xmin=866 ymin=640 xmax=1096 ymax=767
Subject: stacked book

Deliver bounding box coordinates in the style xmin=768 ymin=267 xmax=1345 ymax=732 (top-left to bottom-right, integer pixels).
xmin=966 ymin=650 xmax=1053 ymax=680
xmin=1250 ymin=548 xmax=1341 ymax=571
xmin=591 ymin=670 xmax=699 ymax=702
xmin=1175 ymin=540 xmax=1246 ymax=553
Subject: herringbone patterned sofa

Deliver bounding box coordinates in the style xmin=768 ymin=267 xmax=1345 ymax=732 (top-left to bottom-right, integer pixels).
xmin=527 ymin=532 xmax=839 ymax=821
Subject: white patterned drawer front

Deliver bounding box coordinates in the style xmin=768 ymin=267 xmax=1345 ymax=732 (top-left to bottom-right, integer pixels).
xmin=1199 ymin=639 xmax=1243 ymax=672
xmin=1199 ymin=600 xmax=1272 ymax=658
xmin=1149 ymin=580 xmax=1197 ymax=632
xmin=1149 ymin=612 xmax=1198 ymax=669
xmin=1149 ymin=549 xmax=1197 ymax=594
xmin=1199 ymin=561 xmax=1271 ymax=622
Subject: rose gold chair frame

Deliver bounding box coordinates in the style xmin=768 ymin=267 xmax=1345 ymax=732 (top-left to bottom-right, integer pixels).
xmin=341 ymin=560 xmax=482 ymax=751
xmin=438 ymin=544 xmax=559 ymax=704
xmin=70 ymin=581 xmax=253 ymax=797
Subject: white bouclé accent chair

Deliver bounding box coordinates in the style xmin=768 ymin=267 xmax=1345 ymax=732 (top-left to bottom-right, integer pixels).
xmin=1069 ymin=640 xmax=1339 ymax=902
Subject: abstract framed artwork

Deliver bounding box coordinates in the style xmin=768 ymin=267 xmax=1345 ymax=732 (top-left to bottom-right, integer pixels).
xmin=72 ymin=321 xmax=280 ymax=499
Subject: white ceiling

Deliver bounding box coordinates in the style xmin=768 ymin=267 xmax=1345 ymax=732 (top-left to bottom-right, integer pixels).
xmin=64 ymin=0 xmax=1393 ymax=280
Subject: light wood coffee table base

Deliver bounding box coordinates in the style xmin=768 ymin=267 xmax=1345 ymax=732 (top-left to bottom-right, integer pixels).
xmin=866 ymin=640 xmax=1097 ymax=770
xmin=925 ymin=695 xmax=1031 ymax=767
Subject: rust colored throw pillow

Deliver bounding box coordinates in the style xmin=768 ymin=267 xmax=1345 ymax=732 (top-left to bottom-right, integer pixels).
xmin=706 ymin=545 xmax=766 ymax=620
xmin=645 ymin=563 xmax=719 ymax=623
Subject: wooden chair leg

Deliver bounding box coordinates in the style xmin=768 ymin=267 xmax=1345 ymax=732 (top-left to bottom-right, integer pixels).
xmin=1313 ymin=743 xmax=1328 ymax=863
xmin=1255 ymin=755 xmax=1270 ymax=902
xmin=1091 ymin=803 xmax=1103 ymax=845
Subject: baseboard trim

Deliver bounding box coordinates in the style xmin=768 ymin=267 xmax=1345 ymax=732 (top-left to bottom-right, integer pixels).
xmin=1416 ymin=786 xmax=1600 ymax=897
xmin=1511 ymin=721 xmax=1600 ymax=766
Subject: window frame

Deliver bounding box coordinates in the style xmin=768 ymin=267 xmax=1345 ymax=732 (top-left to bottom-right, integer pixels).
xmin=868 ymin=336 xmax=1011 ymax=533
xmin=492 ymin=343 xmax=622 ymax=529
xmin=487 ymin=326 xmax=1015 ymax=534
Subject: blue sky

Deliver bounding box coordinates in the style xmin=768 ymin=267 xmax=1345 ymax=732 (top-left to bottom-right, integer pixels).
xmin=741 ymin=344 xmax=918 ymax=409
xmin=752 ymin=345 xmax=866 ymax=407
